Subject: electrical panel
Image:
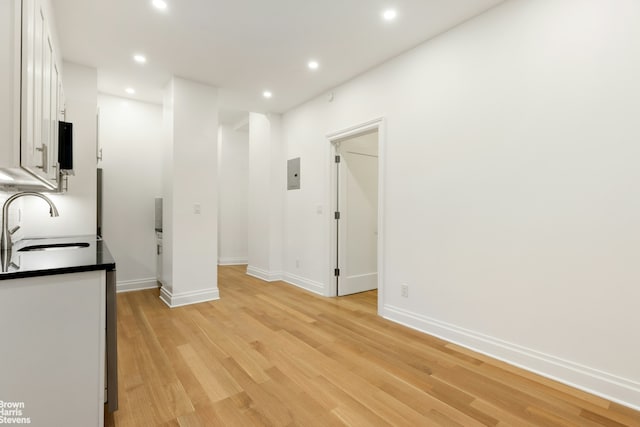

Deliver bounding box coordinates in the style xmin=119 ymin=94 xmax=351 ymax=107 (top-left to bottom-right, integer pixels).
xmin=287 ymin=157 xmax=301 ymax=190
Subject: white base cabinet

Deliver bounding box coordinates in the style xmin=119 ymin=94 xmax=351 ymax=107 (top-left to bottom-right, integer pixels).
xmin=0 ymin=271 xmax=106 ymax=427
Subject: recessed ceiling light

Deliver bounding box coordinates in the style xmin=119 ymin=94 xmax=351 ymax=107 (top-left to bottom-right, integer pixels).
xmin=152 ymin=0 xmax=167 ymax=10
xmin=382 ymin=9 xmax=397 ymax=21
xmin=125 ymin=88 xmax=136 ymax=95
xmin=308 ymin=60 xmax=319 ymax=70
xmin=133 ymin=54 xmax=147 ymax=64
xmin=263 ymin=91 xmax=273 ymax=99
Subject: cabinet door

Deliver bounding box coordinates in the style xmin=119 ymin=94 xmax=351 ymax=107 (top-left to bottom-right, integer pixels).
xmin=46 ymin=37 xmax=59 ymax=182
xmin=33 ymin=1 xmax=44 ymax=171
xmin=50 ymin=59 xmax=60 ymax=181
xmin=42 ymin=21 xmax=51 ymax=175
xmin=0 ymin=0 xmax=21 ymax=168
xmin=0 ymin=271 xmax=106 ymax=426
xmin=21 ymin=0 xmax=36 ymax=169
xmin=21 ymin=0 xmax=59 ymax=186
xmin=58 ymin=79 xmax=65 ymax=121
xmin=21 ymin=0 xmax=47 ymax=174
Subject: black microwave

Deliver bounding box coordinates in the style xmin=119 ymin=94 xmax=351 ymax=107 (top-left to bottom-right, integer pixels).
xmin=58 ymin=121 xmax=73 ymax=171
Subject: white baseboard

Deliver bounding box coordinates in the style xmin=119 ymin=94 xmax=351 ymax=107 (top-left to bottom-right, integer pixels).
xmin=246 ymin=265 xmax=283 ymax=282
xmin=382 ymin=305 xmax=640 ymax=411
xmin=218 ymin=257 xmax=248 ymax=266
xmin=116 ymin=278 xmax=159 ymax=293
xmin=159 ymin=286 xmax=219 ymax=308
xmin=282 ymin=272 xmax=325 ymax=296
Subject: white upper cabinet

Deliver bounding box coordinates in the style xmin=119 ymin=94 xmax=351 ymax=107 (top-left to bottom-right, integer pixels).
xmin=21 ymin=0 xmax=62 ymax=185
xmin=0 ymin=0 xmax=21 ymax=170
xmin=0 ymin=0 xmax=62 ymax=190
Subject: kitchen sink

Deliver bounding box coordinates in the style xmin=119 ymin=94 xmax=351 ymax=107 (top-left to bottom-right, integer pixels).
xmin=18 ymin=242 xmax=90 ymax=252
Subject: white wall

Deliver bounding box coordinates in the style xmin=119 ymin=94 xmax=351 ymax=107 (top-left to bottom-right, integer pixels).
xmin=247 ymin=113 xmax=284 ymax=281
xmin=282 ymin=0 xmax=640 ymax=409
xmin=21 ymin=61 xmax=97 ymax=239
xmin=160 ymin=77 xmax=219 ymax=308
xmin=0 ymin=194 xmax=21 ymax=254
xmin=248 ymin=114 xmax=270 ymax=277
xmin=98 ymin=94 xmax=163 ymax=291
xmin=218 ymin=124 xmax=249 ymax=265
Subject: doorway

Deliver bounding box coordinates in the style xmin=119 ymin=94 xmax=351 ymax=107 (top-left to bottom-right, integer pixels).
xmin=334 ymin=130 xmax=379 ymax=296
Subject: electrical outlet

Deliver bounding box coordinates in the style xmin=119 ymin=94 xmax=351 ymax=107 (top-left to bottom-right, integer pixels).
xmin=194 ymin=203 xmax=201 ymax=214
xmin=401 ymin=284 xmax=409 ymax=298
xmin=295 ymin=259 xmax=300 ymax=268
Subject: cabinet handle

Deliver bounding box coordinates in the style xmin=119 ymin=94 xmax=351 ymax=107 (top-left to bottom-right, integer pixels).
xmin=35 ymin=145 xmax=48 ymax=173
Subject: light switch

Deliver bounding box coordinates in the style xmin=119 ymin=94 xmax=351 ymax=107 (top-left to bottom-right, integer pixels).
xmin=316 ymin=205 xmax=323 ymax=214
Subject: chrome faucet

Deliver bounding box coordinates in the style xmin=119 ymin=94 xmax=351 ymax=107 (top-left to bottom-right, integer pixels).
xmin=1 ymin=192 xmax=60 ymax=252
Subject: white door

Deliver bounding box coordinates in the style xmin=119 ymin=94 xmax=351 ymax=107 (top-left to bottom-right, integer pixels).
xmin=337 ymin=131 xmax=379 ymax=296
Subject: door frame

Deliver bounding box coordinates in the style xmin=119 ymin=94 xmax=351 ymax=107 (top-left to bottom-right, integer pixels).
xmin=326 ymin=117 xmax=386 ymax=314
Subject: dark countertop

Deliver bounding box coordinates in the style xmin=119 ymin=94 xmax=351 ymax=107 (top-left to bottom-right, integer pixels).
xmin=0 ymin=235 xmax=116 ymax=280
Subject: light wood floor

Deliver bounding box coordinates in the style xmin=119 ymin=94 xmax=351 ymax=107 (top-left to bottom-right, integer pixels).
xmin=106 ymin=265 xmax=640 ymax=426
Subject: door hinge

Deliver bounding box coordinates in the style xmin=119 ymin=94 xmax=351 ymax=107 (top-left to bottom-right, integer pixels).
xmin=335 ymin=155 xmax=341 ymax=163
xmin=334 ymin=211 xmax=340 ymax=220
xmin=334 ymin=268 xmax=340 ymax=277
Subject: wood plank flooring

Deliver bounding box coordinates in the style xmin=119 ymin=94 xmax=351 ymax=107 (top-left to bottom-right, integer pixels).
xmin=106 ymin=265 xmax=640 ymax=426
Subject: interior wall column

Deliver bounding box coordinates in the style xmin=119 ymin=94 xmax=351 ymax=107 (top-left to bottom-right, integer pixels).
xmin=161 ymin=77 xmax=219 ymax=307
xmin=247 ymin=112 xmax=284 ymax=281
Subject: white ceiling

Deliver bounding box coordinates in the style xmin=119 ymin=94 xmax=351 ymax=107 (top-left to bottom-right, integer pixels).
xmin=52 ymin=0 xmax=504 ymax=120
